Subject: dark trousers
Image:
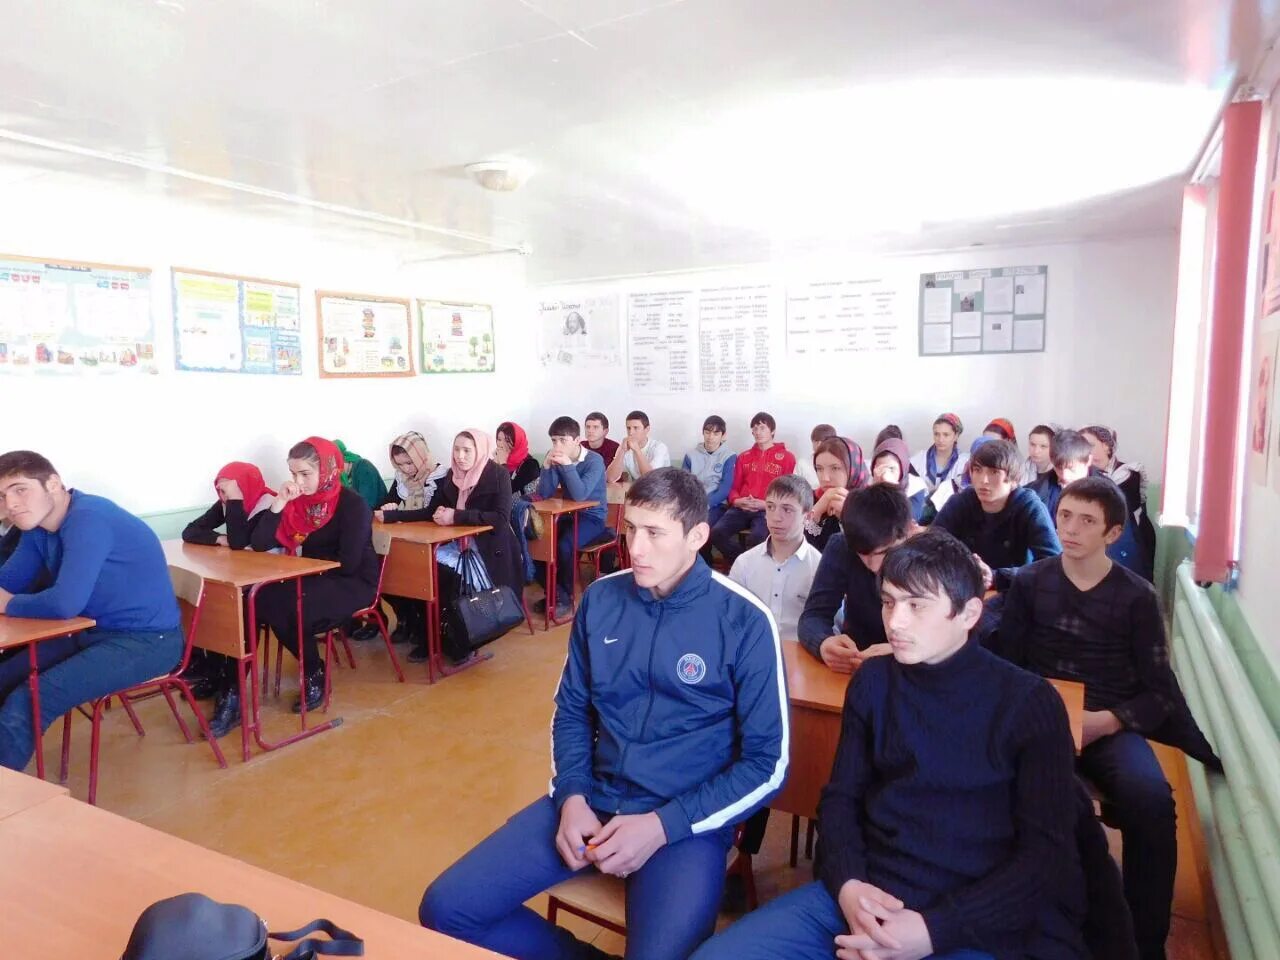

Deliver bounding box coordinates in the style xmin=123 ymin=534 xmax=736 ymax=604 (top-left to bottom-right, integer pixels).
xmin=420 ymin=795 xmax=733 ymax=960
xmin=387 ymin=595 xmax=427 ymax=644
xmin=255 ymin=579 xmax=372 ymax=678
xmin=0 ymin=627 xmax=184 ymax=770
xmin=1078 ymin=731 xmax=1176 ymax=960
xmin=710 ymin=507 xmax=768 ymax=563
xmin=554 ymin=514 xmax=605 ymax=604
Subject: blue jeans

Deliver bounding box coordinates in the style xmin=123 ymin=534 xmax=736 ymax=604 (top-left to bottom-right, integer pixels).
xmin=420 ymin=795 xmax=733 ymax=960
xmin=1078 ymin=731 xmax=1175 ymax=960
xmin=555 ymin=514 xmax=606 ymax=604
xmin=689 ymin=881 xmax=993 ymax=960
xmin=0 ymin=627 xmax=184 ymax=770
xmin=710 ymin=507 xmax=767 ymax=563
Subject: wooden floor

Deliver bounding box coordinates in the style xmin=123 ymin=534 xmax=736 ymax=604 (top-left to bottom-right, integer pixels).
xmin=31 ymin=620 xmax=1219 ymax=958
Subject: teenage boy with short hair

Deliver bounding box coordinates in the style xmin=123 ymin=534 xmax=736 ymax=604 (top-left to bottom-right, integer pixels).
xmin=798 ymin=484 xmax=913 ymax=673
xmin=1029 ymin=429 xmax=1094 ymax=517
xmin=420 ymin=467 xmax=789 ymax=960
xmin=710 ymin=412 xmax=796 ymax=564
xmin=0 ymin=450 xmax=184 ymax=770
xmin=583 ymin=411 xmax=619 ymax=470
xmin=933 ymin=438 xmax=1060 ymax=592
xmin=998 ymin=477 xmax=1221 ymax=960
xmin=534 ymin=417 xmax=608 ymax=620
xmin=1023 ymin=423 xmax=1056 ymax=485
xmin=606 ymin=410 xmax=671 ymax=483
xmin=692 ymin=528 xmax=1088 ymax=960
xmin=682 ymin=415 xmax=737 ymax=526
xmin=729 ymin=475 xmax=820 ymax=638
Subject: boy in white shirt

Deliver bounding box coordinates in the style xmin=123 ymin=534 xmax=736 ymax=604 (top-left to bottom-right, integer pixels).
xmin=607 ymin=409 xmax=672 ymax=483
xmin=729 ymin=475 xmax=821 ymax=638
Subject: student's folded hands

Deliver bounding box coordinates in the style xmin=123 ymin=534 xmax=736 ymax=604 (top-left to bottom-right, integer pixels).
xmin=836 ymin=880 xmax=933 ymax=960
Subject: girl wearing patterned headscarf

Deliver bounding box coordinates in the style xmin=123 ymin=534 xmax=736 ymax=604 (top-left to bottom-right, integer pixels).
xmin=804 ymin=437 xmax=870 ymax=551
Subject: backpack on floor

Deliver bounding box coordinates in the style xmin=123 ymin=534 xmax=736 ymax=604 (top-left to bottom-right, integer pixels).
xmin=121 ymin=892 xmax=364 ymax=960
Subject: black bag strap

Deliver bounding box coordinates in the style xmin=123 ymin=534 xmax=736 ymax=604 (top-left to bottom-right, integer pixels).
xmin=269 ymin=918 xmax=364 ymax=959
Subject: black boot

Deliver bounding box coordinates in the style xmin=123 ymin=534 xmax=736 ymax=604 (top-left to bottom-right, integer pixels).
xmin=291 ymin=667 xmax=326 ymax=713
xmin=350 ymin=621 xmax=380 ymax=642
xmin=183 ymin=671 xmax=219 ymax=701
xmin=208 ymin=687 xmax=241 ymax=738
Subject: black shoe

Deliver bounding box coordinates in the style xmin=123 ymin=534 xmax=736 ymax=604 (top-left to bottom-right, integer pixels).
xmin=350 ymin=623 xmax=380 ymax=642
xmin=208 ymin=688 xmax=241 ymax=738
xmin=290 ymin=671 xmax=326 ymax=713
xmin=184 ymin=673 xmax=219 ymax=701
xmin=407 ymin=644 xmax=429 ymax=664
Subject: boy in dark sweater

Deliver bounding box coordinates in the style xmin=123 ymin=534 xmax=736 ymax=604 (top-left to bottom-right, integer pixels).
xmin=534 ymin=416 xmax=608 ymax=620
xmin=997 ymin=477 xmax=1221 ymax=960
xmin=693 ymin=529 xmax=1087 ymax=960
xmin=1028 ymin=429 xmax=1093 ymax=521
xmin=797 ymin=484 xmax=913 ymax=672
xmin=934 ymin=438 xmax=1060 ymax=591
xmin=0 ymin=450 xmax=183 ymax=770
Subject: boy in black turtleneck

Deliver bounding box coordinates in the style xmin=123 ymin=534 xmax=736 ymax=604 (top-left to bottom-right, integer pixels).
xmin=693 ymin=529 xmax=1088 ymax=960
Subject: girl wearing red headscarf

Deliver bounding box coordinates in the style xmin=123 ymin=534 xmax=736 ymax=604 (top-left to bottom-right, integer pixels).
xmin=381 ymin=428 xmax=523 ymax=664
xmin=243 ymin=437 xmax=379 ymax=715
xmin=182 ymin=462 xmax=276 ymax=550
xmin=803 ymin=437 xmax=870 ymax=552
xmin=495 ymin=422 xmax=541 ymax=498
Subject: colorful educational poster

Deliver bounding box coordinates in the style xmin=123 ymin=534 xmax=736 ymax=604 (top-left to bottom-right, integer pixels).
xmin=0 ymin=255 xmax=156 ymax=374
xmin=785 ymin=278 xmax=905 ymax=359
xmin=627 ymin=289 xmax=696 ymax=393
xmin=537 ymin=293 xmax=622 ymax=368
xmin=918 ymin=265 xmax=1047 ymax=356
xmin=316 ymin=292 xmax=414 ymax=378
xmin=418 ymin=299 xmax=495 ymax=374
xmin=172 ymin=269 xmax=301 ymax=375
xmin=1249 ymin=329 xmax=1278 ymax=487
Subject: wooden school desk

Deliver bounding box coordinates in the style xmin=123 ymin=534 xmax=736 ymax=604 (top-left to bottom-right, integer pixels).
xmin=373 ymin=521 xmax=493 ymax=683
xmin=0 ymin=766 xmax=68 ymax=821
xmin=0 ymin=794 xmax=500 ymax=959
xmin=527 ymin=498 xmax=598 ymax=629
xmin=769 ymin=640 xmax=1088 ymax=822
xmin=161 ymin=541 xmax=340 ymax=762
xmin=0 ymin=614 xmax=96 ymax=781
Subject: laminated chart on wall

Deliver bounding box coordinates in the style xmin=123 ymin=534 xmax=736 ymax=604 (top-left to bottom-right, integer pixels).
xmin=172 ymin=268 xmax=301 ymax=375
xmin=698 ymin=284 xmax=773 ymax=392
xmin=419 ymin=299 xmax=495 ymax=374
xmin=627 ymin=289 xmax=695 ymax=393
xmin=0 ymin=255 xmax=157 ymax=374
xmin=316 ymin=292 xmax=414 ymax=378
xmin=537 ymin=294 xmax=622 ymax=368
xmin=919 ymin=265 xmax=1047 ymax=356
xmin=786 ymin=278 xmax=905 ymax=359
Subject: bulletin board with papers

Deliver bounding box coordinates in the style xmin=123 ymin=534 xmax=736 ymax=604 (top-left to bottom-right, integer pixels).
xmin=172 ymin=268 xmax=302 ymax=375
xmin=0 ymin=254 xmax=157 ymax=374
xmin=419 ymin=298 xmax=495 ymax=374
xmin=316 ymin=291 xmax=415 ymax=378
xmin=918 ymin=265 xmax=1047 ymax=356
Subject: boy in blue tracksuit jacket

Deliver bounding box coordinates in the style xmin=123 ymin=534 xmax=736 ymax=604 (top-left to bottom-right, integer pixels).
xmin=421 ymin=467 xmax=790 ymax=960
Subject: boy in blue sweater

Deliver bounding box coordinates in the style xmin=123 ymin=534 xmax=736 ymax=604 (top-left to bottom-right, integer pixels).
xmin=534 ymin=415 xmax=609 ymax=621
xmin=933 ymin=439 xmax=1061 ymax=592
xmin=693 ymin=529 xmax=1087 ymax=960
xmin=682 ymin=414 xmax=736 ymax=527
xmin=0 ymin=451 xmax=182 ymax=771
xmin=420 ymin=468 xmax=789 ymax=960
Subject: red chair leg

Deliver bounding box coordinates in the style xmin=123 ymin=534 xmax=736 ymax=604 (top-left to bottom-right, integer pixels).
xmin=322 ymin=631 xmax=334 ymax=711
xmin=159 ymin=684 xmax=195 ymax=743
xmin=372 ymin=612 xmax=405 ymax=683
xmin=340 ymin=630 xmax=356 ymax=670
xmin=88 ymin=699 xmax=107 ymax=806
xmin=118 ymin=693 xmax=146 ymax=737
xmin=273 ymin=629 xmax=284 ymax=697
xmin=59 ymin=712 xmax=73 ymax=785
xmin=170 ymin=679 xmax=227 ymax=770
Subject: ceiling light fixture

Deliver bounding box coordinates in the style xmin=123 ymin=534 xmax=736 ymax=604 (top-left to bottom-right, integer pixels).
xmin=466 ymin=159 xmax=532 ymax=193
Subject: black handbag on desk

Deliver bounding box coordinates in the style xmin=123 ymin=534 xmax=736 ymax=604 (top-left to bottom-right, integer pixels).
xmin=121 ymin=892 xmax=364 ymax=960
xmin=445 ymin=546 xmax=525 ymax=657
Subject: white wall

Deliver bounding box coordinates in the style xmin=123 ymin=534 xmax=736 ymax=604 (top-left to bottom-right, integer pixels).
xmin=0 ymin=176 xmax=534 ymax=514
xmin=528 ymin=235 xmax=1179 ymax=477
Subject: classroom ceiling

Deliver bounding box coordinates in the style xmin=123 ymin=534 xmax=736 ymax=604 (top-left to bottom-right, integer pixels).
xmin=0 ymin=0 xmax=1270 ymax=281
